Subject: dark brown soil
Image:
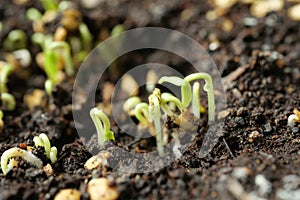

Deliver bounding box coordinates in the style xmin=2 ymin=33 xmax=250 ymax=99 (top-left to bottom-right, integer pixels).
xmin=0 ymin=0 xmax=300 ymax=200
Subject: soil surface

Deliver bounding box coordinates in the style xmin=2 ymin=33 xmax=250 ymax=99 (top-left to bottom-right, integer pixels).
xmin=0 ymin=0 xmax=300 ymax=200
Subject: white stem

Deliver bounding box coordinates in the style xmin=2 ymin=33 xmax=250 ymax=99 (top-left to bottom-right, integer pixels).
xmin=1 ymin=147 xmax=43 ymax=175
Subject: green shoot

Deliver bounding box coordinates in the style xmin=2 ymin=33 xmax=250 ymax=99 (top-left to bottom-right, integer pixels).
xmin=148 ymin=88 xmax=164 ymax=156
xmin=26 ymin=8 xmax=42 ymax=21
xmin=123 ymin=96 xmax=141 ymax=113
xmin=134 ymin=102 xmax=150 ymax=126
xmin=33 ymin=133 xmax=58 ymax=163
xmin=79 ymin=23 xmax=93 ymax=52
xmin=46 ymin=41 xmax=74 ymax=77
xmin=90 ymin=108 xmax=115 ymax=146
xmin=158 ymin=76 xmax=192 ymax=108
xmin=3 ymin=29 xmax=27 ymax=51
xmin=1 ymin=93 xmax=16 ymax=111
xmin=160 ymin=93 xmax=183 ymax=116
xmin=0 ymin=62 xmax=13 ymax=93
xmin=40 ymin=0 xmax=58 ymax=11
xmin=1 ymin=147 xmax=43 ymax=175
xmin=184 ymin=73 xmax=215 ymax=121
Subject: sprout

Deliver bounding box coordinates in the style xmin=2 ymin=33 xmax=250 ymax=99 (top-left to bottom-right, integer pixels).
xmin=3 ymin=29 xmax=27 ymax=51
xmin=45 ymin=41 xmax=74 ymax=77
xmin=90 ymin=108 xmax=115 ymax=146
xmin=134 ymin=102 xmax=150 ymax=126
xmin=191 ymin=82 xmax=206 ymax=118
xmin=184 ymin=73 xmax=215 ymax=121
xmin=0 ymin=62 xmax=13 ymax=93
xmin=26 ymin=8 xmax=42 ymax=21
xmin=33 ymin=133 xmax=58 ymax=163
xmin=79 ymin=23 xmax=93 ymax=52
xmin=1 ymin=147 xmax=43 ymax=175
xmin=158 ymin=76 xmax=192 ymax=108
xmin=148 ymin=88 xmax=164 ymax=156
xmin=1 ymin=93 xmax=16 ymax=111
xmin=123 ymin=96 xmax=141 ymax=114
xmin=160 ymin=92 xmax=183 ymax=116
xmin=40 ymin=0 xmax=58 ymax=11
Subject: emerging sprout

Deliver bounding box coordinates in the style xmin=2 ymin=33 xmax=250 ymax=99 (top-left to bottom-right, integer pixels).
xmin=288 ymin=108 xmax=300 ymax=127
xmin=1 ymin=147 xmax=43 ymax=175
xmin=90 ymin=108 xmax=115 ymax=146
xmin=79 ymin=23 xmax=93 ymax=52
xmin=26 ymin=8 xmax=42 ymax=21
xmin=40 ymin=0 xmax=58 ymax=11
xmin=123 ymin=96 xmax=141 ymax=114
xmin=160 ymin=92 xmax=183 ymax=116
xmin=45 ymin=41 xmax=74 ymax=77
xmin=184 ymin=73 xmax=215 ymax=121
xmin=1 ymin=93 xmax=16 ymax=111
xmin=0 ymin=62 xmax=13 ymax=93
xmin=191 ymin=82 xmax=206 ymax=118
xmin=33 ymin=133 xmax=58 ymax=163
xmin=158 ymin=76 xmax=192 ymax=108
xmin=3 ymin=29 xmax=27 ymax=51
xmin=134 ymin=102 xmax=150 ymax=126
xmin=148 ymin=88 xmax=164 ymax=156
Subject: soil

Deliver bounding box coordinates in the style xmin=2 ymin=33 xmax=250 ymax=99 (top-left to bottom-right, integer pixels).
xmin=0 ymin=0 xmax=300 ymax=200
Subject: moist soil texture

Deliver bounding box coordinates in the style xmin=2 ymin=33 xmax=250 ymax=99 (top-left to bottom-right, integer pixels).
xmin=0 ymin=0 xmax=300 ymax=200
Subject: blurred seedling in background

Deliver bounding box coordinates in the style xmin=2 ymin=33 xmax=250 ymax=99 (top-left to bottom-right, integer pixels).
xmin=0 ymin=61 xmax=16 ymax=133
xmin=0 ymin=133 xmax=57 ymax=175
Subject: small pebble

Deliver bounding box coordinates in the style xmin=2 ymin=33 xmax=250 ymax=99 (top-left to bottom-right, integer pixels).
xmin=84 ymin=151 xmax=110 ymax=170
xmin=231 ymin=167 xmax=253 ymax=182
xmin=288 ymin=4 xmax=300 ymax=21
xmin=43 ymin=164 xmax=54 ymax=177
xmin=54 ymin=189 xmax=81 ymax=200
xmin=255 ymin=174 xmax=272 ymax=196
xmin=217 ymin=109 xmax=231 ymax=120
xmin=87 ymin=178 xmax=119 ymax=200
xmin=243 ymin=17 xmax=258 ymax=26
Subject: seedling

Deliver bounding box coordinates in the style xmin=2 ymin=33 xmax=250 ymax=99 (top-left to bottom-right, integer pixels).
xmin=148 ymin=88 xmax=164 ymax=156
xmin=158 ymin=76 xmax=192 ymax=108
xmin=288 ymin=108 xmax=300 ymax=127
xmin=1 ymin=147 xmax=43 ymax=175
xmin=3 ymin=29 xmax=27 ymax=51
xmin=0 ymin=61 xmax=13 ymax=93
xmin=45 ymin=41 xmax=74 ymax=77
xmin=33 ymin=133 xmax=57 ymax=163
xmin=40 ymin=0 xmax=58 ymax=11
xmin=123 ymin=96 xmax=142 ymax=114
xmin=160 ymin=92 xmax=183 ymax=116
xmin=90 ymin=107 xmax=115 ymax=146
xmin=184 ymin=73 xmax=215 ymax=121
xmin=1 ymin=93 xmax=16 ymax=111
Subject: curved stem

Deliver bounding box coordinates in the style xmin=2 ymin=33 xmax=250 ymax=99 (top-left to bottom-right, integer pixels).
xmin=90 ymin=108 xmax=115 ymax=146
xmin=158 ymin=76 xmax=192 ymax=108
xmin=161 ymin=92 xmax=183 ymax=115
xmin=134 ymin=102 xmax=150 ymax=126
xmin=185 ymin=73 xmax=215 ymax=121
xmin=1 ymin=93 xmax=16 ymax=111
xmin=1 ymin=147 xmax=43 ymax=175
xmin=149 ymin=89 xmax=164 ymax=156
xmin=48 ymin=41 xmax=74 ymax=76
